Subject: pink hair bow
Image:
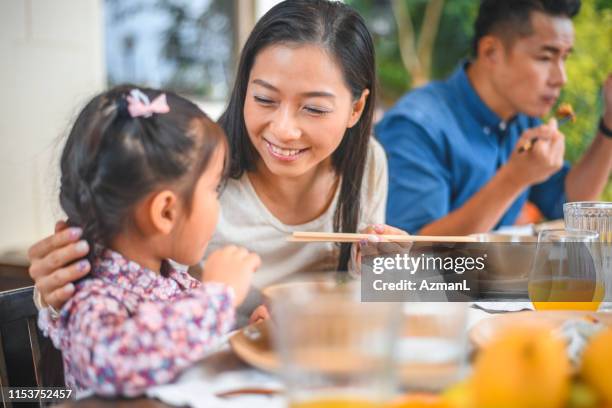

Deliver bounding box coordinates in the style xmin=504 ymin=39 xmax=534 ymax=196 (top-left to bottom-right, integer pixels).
xmin=126 ymin=89 xmax=170 ymax=118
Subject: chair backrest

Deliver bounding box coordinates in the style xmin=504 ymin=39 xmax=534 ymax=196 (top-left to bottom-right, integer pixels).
xmin=0 ymin=286 xmax=64 ymax=393
xmin=0 ymin=249 xmax=33 ymax=292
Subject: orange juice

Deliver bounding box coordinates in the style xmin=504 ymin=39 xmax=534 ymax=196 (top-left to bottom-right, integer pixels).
xmin=528 ymin=279 xmax=604 ymax=311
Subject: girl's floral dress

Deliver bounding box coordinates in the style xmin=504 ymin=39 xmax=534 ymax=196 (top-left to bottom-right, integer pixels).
xmin=38 ymin=247 xmax=235 ymax=397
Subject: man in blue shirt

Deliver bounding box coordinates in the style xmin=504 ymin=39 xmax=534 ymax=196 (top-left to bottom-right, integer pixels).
xmin=377 ymin=0 xmax=612 ymax=235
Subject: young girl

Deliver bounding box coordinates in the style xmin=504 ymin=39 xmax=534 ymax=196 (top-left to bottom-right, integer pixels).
xmin=38 ymin=85 xmax=260 ymax=397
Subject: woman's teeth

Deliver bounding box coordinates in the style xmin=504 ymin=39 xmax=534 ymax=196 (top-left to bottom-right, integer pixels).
xmin=267 ymin=141 xmax=302 ymax=157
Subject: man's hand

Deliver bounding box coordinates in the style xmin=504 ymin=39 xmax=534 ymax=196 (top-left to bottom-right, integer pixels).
xmin=506 ymin=118 xmax=565 ymax=187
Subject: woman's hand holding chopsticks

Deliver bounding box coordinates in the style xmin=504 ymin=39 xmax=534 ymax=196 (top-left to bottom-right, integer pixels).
xmin=348 ymin=224 xmax=412 ymax=278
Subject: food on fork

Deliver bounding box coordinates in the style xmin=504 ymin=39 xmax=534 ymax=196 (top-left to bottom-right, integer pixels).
xmin=518 ymin=102 xmax=575 ymax=153
xmin=556 ymin=102 xmax=576 ymax=123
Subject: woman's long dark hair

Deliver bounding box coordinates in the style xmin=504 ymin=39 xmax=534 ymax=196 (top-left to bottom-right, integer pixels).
xmin=218 ymin=0 xmax=376 ymax=271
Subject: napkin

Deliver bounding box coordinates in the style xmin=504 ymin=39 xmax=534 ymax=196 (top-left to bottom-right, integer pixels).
xmin=557 ymin=317 xmax=606 ymax=367
xmin=472 ymin=301 xmax=533 ymax=313
xmin=146 ymin=343 xmax=285 ymax=408
xmin=146 ymin=370 xmax=285 ymax=408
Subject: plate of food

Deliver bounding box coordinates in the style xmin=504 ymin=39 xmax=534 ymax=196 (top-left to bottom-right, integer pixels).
xmin=230 ymin=316 xmax=466 ymax=391
xmin=229 ymin=320 xmax=278 ymax=372
xmin=469 ymin=310 xmax=612 ymax=349
xmin=232 ymin=278 xmax=357 ymax=373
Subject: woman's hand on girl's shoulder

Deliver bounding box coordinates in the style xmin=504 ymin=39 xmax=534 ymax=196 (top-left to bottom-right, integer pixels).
xmin=28 ymin=220 xmax=91 ymax=310
xmin=349 ymin=224 xmax=411 ymax=278
xmin=202 ymin=245 xmax=260 ymax=308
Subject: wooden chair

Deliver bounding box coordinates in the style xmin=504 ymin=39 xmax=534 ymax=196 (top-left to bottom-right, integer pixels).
xmin=0 ymin=286 xmax=64 ymax=406
xmin=0 ymin=248 xmax=33 ymax=292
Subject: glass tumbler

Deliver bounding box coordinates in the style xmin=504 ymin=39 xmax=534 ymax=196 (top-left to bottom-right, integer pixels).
xmin=529 ymin=229 xmax=603 ymax=311
xmin=564 ymin=202 xmax=612 ymax=306
xmin=269 ymin=283 xmax=401 ymax=408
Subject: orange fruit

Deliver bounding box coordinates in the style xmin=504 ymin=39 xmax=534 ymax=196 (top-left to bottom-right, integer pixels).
xmin=442 ymin=380 xmax=474 ymax=408
xmin=471 ymin=326 xmax=571 ymax=408
xmin=580 ymin=328 xmax=612 ymax=404
xmin=387 ymin=393 xmax=451 ymax=408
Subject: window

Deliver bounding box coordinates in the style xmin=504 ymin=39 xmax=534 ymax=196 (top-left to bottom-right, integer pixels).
xmin=104 ymin=0 xmax=236 ymax=101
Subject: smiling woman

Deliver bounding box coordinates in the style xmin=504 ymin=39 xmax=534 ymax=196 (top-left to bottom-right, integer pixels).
xmin=244 ymin=45 xmax=369 ymax=178
xmin=241 ymin=44 xmax=367 ymax=221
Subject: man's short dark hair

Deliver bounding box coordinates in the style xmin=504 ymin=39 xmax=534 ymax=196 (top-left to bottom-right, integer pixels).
xmin=473 ymin=0 xmax=581 ymax=56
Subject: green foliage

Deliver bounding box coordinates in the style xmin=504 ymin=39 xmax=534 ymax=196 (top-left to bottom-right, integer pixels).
xmin=604 ymin=181 xmax=612 ymax=201
xmin=346 ymin=0 xmax=410 ymax=104
xmin=429 ymin=0 xmax=477 ymax=79
xmin=347 ymin=0 xmax=478 ymax=105
xmin=559 ymin=0 xmax=612 ymax=163
xmin=561 ymin=0 xmax=612 ymax=199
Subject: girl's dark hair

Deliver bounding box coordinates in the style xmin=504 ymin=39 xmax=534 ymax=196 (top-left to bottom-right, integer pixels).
xmin=473 ymin=0 xmax=581 ymax=55
xmin=218 ymin=0 xmax=376 ymax=271
xmin=60 ymin=85 xmax=227 ymax=248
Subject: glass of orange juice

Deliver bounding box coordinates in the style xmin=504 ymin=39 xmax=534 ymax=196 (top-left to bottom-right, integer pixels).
xmin=269 ymin=282 xmax=401 ymax=408
xmin=528 ymin=229 xmax=604 ymax=311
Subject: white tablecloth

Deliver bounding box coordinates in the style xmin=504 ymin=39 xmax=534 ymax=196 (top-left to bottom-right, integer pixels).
xmin=147 ymin=306 xmax=497 ymax=407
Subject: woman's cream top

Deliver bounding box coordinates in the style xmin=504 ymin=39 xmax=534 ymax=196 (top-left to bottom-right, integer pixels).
xmin=204 ymin=138 xmax=388 ymax=287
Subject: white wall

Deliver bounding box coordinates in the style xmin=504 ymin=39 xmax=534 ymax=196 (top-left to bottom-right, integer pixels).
xmin=0 ymin=0 xmax=106 ymax=251
xmin=256 ymin=0 xmax=344 ymax=18
xmin=256 ymin=0 xmax=283 ymax=19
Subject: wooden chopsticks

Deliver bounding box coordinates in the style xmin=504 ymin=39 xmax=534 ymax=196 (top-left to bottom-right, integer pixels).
xmin=288 ymin=231 xmax=477 ymax=243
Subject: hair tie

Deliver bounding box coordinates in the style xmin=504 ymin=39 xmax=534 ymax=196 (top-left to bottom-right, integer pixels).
xmin=126 ymin=89 xmax=170 ymax=118
xmin=115 ymin=96 xmax=130 ymax=118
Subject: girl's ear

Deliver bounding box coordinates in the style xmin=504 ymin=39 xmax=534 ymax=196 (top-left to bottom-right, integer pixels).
xmin=347 ymin=88 xmax=370 ymax=129
xmin=149 ymin=190 xmax=179 ymax=235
